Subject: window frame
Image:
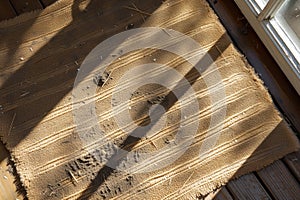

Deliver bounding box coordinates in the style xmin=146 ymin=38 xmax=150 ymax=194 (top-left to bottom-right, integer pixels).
xmin=234 ymin=0 xmax=300 ymax=95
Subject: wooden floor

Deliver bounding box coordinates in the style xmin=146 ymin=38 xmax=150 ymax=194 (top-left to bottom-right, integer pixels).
xmin=0 ymin=0 xmax=56 ymax=21
xmin=0 ymin=0 xmax=299 ymax=199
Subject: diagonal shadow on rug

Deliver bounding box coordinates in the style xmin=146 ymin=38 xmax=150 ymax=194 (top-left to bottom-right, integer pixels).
xmin=0 ymin=0 xmax=299 ymax=199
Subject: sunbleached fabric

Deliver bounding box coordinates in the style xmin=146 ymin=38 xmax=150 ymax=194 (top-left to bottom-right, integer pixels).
xmin=0 ymin=0 xmax=298 ymax=199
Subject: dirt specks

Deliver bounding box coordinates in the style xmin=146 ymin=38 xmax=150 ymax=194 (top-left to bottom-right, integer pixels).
xmin=147 ymin=95 xmax=165 ymax=105
xmin=125 ymin=175 xmax=134 ymax=186
xmin=94 ymin=71 xmax=112 ymax=87
xmin=164 ymin=138 xmax=170 ymax=144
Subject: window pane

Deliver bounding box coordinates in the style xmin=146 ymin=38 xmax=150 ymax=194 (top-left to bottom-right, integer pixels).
xmin=277 ymin=0 xmax=300 ymax=39
xmin=256 ymin=0 xmax=269 ymax=10
xmin=248 ymin=0 xmax=269 ymax=14
xmin=274 ymin=0 xmax=300 ymax=55
xmin=271 ymin=1 xmax=300 ymax=74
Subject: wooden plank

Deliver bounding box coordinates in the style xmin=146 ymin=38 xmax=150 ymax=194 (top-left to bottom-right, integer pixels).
xmin=227 ymin=173 xmax=272 ymax=200
xmin=257 ymin=160 xmax=300 ymax=200
xmin=0 ymin=0 xmax=16 ymax=21
xmin=0 ymin=142 xmax=23 ymax=200
xmin=214 ymin=187 xmax=233 ymax=200
xmin=9 ymin=0 xmax=43 ymax=15
xmin=284 ymin=150 xmax=300 ymax=182
xmin=203 ymin=187 xmax=233 ymax=200
xmin=40 ymin=0 xmax=57 ymax=7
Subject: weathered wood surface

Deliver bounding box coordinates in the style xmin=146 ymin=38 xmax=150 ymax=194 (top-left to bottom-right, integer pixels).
xmin=204 ymin=187 xmax=233 ymax=200
xmin=257 ymin=160 xmax=300 ymax=200
xmin=0 ymin=0 xmax=16 ymax=21
xmin=0 ymin=144 xmax=23 ymax=200
xmin=41 ymin=0 xmax=58 ymax=7
xmin=284 ymin=151 xmax=300 ymax=182
xmin=227 ymin=173 xmax=271 ymax=200
xmin=9 ymin=0 xmax=43 ymax=14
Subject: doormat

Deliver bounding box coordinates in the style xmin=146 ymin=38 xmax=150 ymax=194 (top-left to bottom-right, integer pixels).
xmin=0 ymin=0 xmax=298 ymax=199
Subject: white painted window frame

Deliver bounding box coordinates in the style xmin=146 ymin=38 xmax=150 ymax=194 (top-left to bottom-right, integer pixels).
xmin=233 ymin=0 xmax=300 ymax=95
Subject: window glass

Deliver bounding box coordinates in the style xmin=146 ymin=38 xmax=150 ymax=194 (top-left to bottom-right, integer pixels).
xmin=256 ymin=0 xmax=269 ymax=10
xmin=277 ymin=1 xmax=300 ymax=39
xmin=275 ymin=0 xmax=300 ymax=55
xmin=248 ymin=0 xmax=269 ymax=14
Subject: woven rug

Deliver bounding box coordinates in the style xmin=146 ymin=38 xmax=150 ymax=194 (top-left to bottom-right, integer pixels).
xmin=0 ymin=0 xmax=299 ymax=199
